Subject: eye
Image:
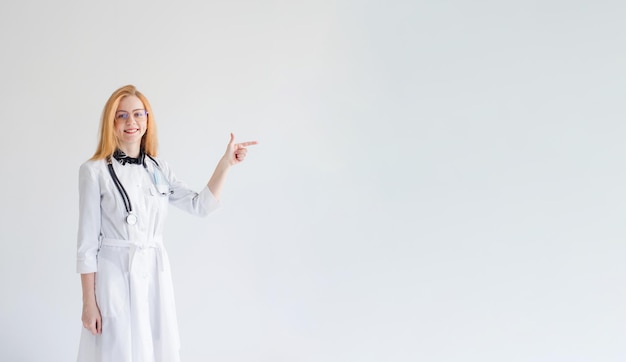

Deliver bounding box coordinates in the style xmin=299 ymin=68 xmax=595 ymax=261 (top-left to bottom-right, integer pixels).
xmin=115 ymin=112 xmax=129 ymax=121
xmin=133 ymin=110 xmax=146 ymax=118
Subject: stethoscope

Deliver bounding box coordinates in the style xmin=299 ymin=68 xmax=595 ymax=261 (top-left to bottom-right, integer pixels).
xmin=106 ymin=154 xmax=173 ymax=225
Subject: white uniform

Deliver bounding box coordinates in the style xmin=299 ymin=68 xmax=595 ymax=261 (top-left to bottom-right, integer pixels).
xmin=76 ymin=157 xmax=220 ymax=362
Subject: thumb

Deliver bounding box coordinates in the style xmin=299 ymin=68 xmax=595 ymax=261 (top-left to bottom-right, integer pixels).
xmin=228 ymin=132 xmax=235 ymax=146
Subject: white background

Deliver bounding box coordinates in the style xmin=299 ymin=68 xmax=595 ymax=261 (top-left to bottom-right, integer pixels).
xmin=0 ymin=1 xmax=624 ymax=361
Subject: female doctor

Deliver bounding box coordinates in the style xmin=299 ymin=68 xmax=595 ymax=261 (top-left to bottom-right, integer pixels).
xmin=76 ymin=84 xmax=256 ymax=361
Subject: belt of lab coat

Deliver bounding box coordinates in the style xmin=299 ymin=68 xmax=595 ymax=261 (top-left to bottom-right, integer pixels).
xmin=100 ymin=237 xmax=164 ymax=272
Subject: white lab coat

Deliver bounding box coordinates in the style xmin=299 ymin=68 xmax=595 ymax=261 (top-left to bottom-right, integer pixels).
xmin=76 ymin=156 xmax=220 ymax=362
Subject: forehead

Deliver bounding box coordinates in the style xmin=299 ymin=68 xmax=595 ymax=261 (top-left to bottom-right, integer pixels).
xmin=116 ymin=95 xmax=144 ymax=111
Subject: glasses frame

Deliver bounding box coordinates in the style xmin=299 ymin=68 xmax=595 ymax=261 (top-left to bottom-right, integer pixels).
xmin=115 ymin=109 xmax=149 ymax=122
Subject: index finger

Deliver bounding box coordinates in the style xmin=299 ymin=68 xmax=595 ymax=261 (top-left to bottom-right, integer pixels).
xmin=236 ymin=141 xmax=258 ymax=148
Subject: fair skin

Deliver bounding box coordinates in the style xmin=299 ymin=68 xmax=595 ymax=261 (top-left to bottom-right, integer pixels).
xmin=81 ymin=95 xmax=257 ymax=335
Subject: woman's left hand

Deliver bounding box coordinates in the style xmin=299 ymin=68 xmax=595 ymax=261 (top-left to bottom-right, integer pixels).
xmin=223 ymin=133 xmax=257 ymax=166
xmin=209 ymin=133 xmax=258 ymax=199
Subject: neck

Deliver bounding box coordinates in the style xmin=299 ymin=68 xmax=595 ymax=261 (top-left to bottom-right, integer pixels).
xmin=118 ymin=143 xmax=141 ymax=158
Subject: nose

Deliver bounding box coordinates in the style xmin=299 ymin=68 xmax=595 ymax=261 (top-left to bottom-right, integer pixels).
xmin=125 ymin=114 xmax=139 ymax=124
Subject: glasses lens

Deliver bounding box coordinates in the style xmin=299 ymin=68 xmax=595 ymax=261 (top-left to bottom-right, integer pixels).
xmin=133 ymin=110 xmax=147 ymax=120
xmin=115 ymin=112 xmax=129 ymax=121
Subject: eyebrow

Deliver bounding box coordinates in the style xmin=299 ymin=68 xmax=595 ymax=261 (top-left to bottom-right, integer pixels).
xmin=115 ymin=108 xmax=146 ymax=113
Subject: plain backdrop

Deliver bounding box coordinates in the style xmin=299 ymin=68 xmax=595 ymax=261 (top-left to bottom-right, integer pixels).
xmin=0 ymin=0 xmax=624 ymax=361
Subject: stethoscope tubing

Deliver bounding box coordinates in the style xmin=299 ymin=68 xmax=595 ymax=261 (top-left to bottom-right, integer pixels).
xmin=107 ymin=161 xmax=133 ymax=215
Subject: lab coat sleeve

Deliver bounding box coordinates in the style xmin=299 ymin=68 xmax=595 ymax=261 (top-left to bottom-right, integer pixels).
xmin=76 ymin=162 xmax=101 ymax=274
xmin=160 ymin=160 xmax=221 ymax=217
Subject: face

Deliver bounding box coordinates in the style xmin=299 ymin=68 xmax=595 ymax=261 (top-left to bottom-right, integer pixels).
xmin=114 ymin=95 xmax=148 ymax=148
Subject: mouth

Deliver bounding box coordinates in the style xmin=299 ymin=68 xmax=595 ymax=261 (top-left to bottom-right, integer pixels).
xmin=124 ymin=128 xmax=140 ymax=134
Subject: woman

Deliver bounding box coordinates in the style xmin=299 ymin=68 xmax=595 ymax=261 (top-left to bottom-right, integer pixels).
xmin=76 ymin=84 xmax=256 ymax=361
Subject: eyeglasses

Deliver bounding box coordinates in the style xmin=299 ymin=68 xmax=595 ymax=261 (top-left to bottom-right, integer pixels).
xmin=115 ymin=110 xmax=148 ymax=122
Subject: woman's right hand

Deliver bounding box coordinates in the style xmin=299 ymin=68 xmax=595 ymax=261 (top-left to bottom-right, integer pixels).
xmin=82 ymin=300 xmax=102 ymax=335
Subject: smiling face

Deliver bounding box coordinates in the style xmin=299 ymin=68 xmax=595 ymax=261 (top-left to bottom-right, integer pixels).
xmin=114 ymin=95 xmax=148 ymax=153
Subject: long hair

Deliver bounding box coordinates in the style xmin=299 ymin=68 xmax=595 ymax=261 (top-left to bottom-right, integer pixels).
xmin=91 ymin=85 xmax=158 ymax=160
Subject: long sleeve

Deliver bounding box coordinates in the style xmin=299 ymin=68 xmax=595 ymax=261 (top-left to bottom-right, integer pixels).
xmin=158 ymin=160 xmax=221 ymax=217
xmin=76 ymin=162 xmax=102 ymax=273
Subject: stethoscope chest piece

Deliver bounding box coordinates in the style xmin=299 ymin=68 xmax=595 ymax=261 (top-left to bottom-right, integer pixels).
xmin=126 ymin=213 xmax=138 ymax=225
